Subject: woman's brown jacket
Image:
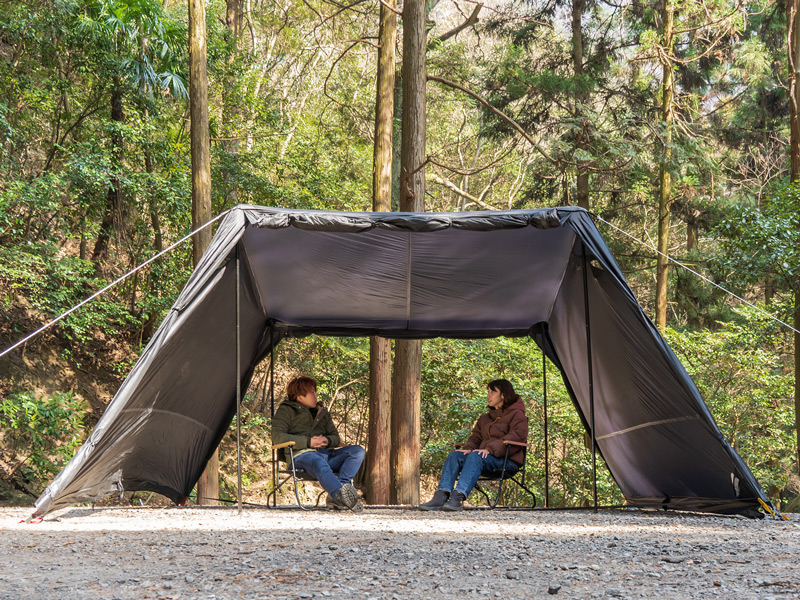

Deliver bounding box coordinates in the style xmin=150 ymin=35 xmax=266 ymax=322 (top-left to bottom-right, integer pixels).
xmin=463 ymin=398 xmax=528 ymax=466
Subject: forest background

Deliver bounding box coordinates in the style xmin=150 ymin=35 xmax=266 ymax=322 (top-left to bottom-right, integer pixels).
xmin=1 ymin=0 xmax=799 ymax=512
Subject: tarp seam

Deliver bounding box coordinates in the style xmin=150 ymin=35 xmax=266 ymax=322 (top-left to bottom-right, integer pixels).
xmin=595 ymin=415 xmax=699 ymax=441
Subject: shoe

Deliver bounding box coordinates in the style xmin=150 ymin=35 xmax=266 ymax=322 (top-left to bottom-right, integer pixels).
xmin=419 ymin=490 xmax=450 ymax=511
xmin=335 ymin=482 xmax=361 ymax=512
xmin=441 ymin=490 xmax=466 ymax=512
xmin=326 ymin=493 xmax=347 ymax=510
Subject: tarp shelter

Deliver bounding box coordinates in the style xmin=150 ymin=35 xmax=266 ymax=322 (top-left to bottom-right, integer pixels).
xmin=33 ymin=206 xmax=770 ymax=517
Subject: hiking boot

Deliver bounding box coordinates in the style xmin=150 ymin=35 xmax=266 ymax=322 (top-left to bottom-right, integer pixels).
xmin=419 ymin=490 xmax=450 ymax=511
xmin=336 ymin=482 xmax=361 ymax=512
xmin=441 ymin=490 xmax=466 ymax=512
xmin=326 ymin=493 xmax=348 ymax=510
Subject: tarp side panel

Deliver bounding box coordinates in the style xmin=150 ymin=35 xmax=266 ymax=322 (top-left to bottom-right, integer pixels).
xmin=549 ymin=250 xmax=763 ymax=509
xmin=34 ymin=242 xmax=266 ymax=515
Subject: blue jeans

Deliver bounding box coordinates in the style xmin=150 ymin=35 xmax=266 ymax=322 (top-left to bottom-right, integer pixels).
xmin=293 ymin=445 xmax=365 ymax=495
xmin=437 ymin=450 xmax=519 ymax=497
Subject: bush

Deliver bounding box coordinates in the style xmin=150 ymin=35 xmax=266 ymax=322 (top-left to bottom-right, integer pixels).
xmin=0 ymin=391 xmax=88 ymax=495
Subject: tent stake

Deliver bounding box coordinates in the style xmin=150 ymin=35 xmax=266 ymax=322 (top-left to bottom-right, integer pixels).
xmin=582 ymin=245 xmax=598 ymax=511
xmin=543 ymin=348 xmax=549 ymax=508
xmin=236 ymin=244 xmax=242 ymax=514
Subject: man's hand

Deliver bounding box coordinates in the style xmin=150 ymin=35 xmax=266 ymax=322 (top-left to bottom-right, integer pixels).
xmin=310 ymin=435 xmax=329 ymax=449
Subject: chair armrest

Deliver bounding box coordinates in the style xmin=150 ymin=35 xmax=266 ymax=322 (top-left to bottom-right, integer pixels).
xmin=454 ymin=443 xmax=464 ymax=449
xmin=503 ymin=440 xmax=531 ymax=448
xmin=272 ymin=441 xmax=296 ymax=450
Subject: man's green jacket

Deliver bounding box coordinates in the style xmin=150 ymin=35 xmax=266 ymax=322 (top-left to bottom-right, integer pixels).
xmin=271 ymin=399 xmax=341 ymax=460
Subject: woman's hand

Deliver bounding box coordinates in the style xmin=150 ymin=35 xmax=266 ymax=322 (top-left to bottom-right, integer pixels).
xmin=456 ymin=448 xmax=471 ymax=454
xmin=474 ymin=449 xmax=490 ymax=458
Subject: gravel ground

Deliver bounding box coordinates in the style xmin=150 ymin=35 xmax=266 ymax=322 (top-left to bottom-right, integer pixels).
xmin=1 ymin=505 xmax=798 ymax=600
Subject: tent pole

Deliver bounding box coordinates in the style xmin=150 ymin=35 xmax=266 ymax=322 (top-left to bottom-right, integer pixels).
xmin=543 ymin=347 xmax=549 ymax=508
xmin=582 ymin=245 xmax=598 ymax=512
xmin=270 ymin=323 xmax=276 ymax=508
xmin=236 ymin=244 xmax=242 ymax=514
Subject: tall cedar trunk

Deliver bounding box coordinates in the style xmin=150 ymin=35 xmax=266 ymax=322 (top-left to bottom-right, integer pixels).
xmin=655 ymin=0 xmax=675 ymax=329
xmin=787 ymin=0 xmax=800 ymax=472
xmin=223 ymin=0 xmax=243 ymax=205
xmin=366 ymin=0 xmax=397 ymax=506
xmin=92 ymin=86 xmax=124 ymax=265
xmin=142 ymin=146 xmax=163 ymax=342
xmin=189 ymin=0 xmax=217 ymax=505
xmin=391 ymin=0 xmax=426 ymax=505
xmin=572 ymin=0 xmax=590 ymax=210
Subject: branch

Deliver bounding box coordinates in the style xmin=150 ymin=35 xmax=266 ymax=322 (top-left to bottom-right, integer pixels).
xmin=429 ymin=172 xmax=496 ymax=211
xmin=431 ymin=3 xmax=482 ymax=46
xmin=428 ymin=75 xmax=557 ymax=166
xmin=378 ymin=0 xmax=402 ymax=16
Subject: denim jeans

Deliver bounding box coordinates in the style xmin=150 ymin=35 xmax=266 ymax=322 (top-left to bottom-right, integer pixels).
xmin=293 ymin=445 xmax=365 ymax=495
xmin=437 ymin=450 xmax=519 ymax=497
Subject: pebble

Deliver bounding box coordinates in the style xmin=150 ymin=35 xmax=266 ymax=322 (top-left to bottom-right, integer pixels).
xmin=1 ymin=506 xmax=798 ymax=599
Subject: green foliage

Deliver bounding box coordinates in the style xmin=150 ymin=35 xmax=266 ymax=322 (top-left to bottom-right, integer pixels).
xmin=714 ymin=184 xmax=800 ymax=291
xmin=0 ymin=391 xmax=88 ymax=494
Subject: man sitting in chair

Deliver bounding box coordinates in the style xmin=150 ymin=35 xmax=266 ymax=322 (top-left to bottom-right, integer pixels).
xmin=272 ymin=375 xmax=365 ymax=512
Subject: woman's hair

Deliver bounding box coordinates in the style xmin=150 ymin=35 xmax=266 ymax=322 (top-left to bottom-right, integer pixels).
xmin=287 ymin=376 xmax=318 ymax=401
xmin=487 ymin=378 xmax=520 ymax=408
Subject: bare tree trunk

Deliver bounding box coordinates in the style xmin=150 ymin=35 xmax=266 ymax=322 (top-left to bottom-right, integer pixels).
xmin=655 ymin=0 xmax=675 ymax=329
xmin=787 ymin=0 xmax=800 ymax=472
xmin=189 ymin=0 xmax=217 ymax=505
xmin=366 ymin=0 xmax=397 ymax=506
xmin=391 ymin=0 xmax=426 ymax=506
xmin=391 ymin=339 xmax=421 ymax=505
xmin=223 ymin=0 xmax=243 ymax=206
xmin=572 ymin=0 xmax=590 ymax=210
xmin=92 ymin=87 xmax=125 ymax=265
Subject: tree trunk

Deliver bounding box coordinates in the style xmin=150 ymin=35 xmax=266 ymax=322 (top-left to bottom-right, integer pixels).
xmin=789 ymin=0 xmax=800 ymax=181
xmin=189 ymin=0 xmax=217 ymax=505
xmin=391 ymin=0 xmax=426 ymax=506
xmin=787 ymin=0 xmax=800 ymax=472
xmin=223 ymin=0 xmax=243 ymax=206
xmin=366 ymin=0 xmax=397 ymax=506
xmin=572 ymin=0 xmax=590 ymax=210
xmin=92 ymin=87 xmax=124 ymax=265
xmin=655 ymin=0 xmax=675 ymax=329
xmin=391 ymin=338 xmax=421 ymax=505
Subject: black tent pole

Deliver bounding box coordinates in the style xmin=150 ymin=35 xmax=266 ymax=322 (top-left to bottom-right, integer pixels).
xmin=582 ymin=245 xmax=598 ymax=511
xmin=543 ymin=348 xmax=549 ymax=508
xmin=235 ymin=244 xmax=242 ymax=514
xmin=269 ymin=324 xmax=276 ymax=508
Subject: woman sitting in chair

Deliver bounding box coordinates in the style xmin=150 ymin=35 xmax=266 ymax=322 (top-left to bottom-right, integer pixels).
xmin=419 ymin=378 xmax=528 ymax=512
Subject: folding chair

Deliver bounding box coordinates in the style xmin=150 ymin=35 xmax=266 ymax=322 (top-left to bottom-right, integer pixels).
xmin=268 ymin=441 xmax=326 ymax=510
xmin=472 ymin=440 xmax=537 ymax=508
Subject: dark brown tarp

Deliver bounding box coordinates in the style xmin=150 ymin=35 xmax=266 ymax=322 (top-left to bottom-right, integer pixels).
xmin=33 ymin=206 xmax=770 ymax=517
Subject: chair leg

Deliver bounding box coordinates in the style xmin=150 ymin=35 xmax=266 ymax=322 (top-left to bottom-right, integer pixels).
xmin=288 ymin=448 xmax=311 ymax=511
xmin=474 ymin=482 xmax=493 ymax=507
xmin=510 ymin=476 xmax=537 ymax=508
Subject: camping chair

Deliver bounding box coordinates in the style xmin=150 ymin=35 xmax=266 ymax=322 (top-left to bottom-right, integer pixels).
xmin=461 ymin=440 xmax=537 ymax=509
xmin=268 ymin=441 xmax=326 ymax=510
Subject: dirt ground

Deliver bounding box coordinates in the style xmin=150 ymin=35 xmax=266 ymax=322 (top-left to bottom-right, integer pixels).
xmin=1 ymin=505 xmax=799 ymax=600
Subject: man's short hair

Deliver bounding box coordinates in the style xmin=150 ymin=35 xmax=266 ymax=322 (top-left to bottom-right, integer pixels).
xmin=286 ymin=376 xmax=318 ymax=401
